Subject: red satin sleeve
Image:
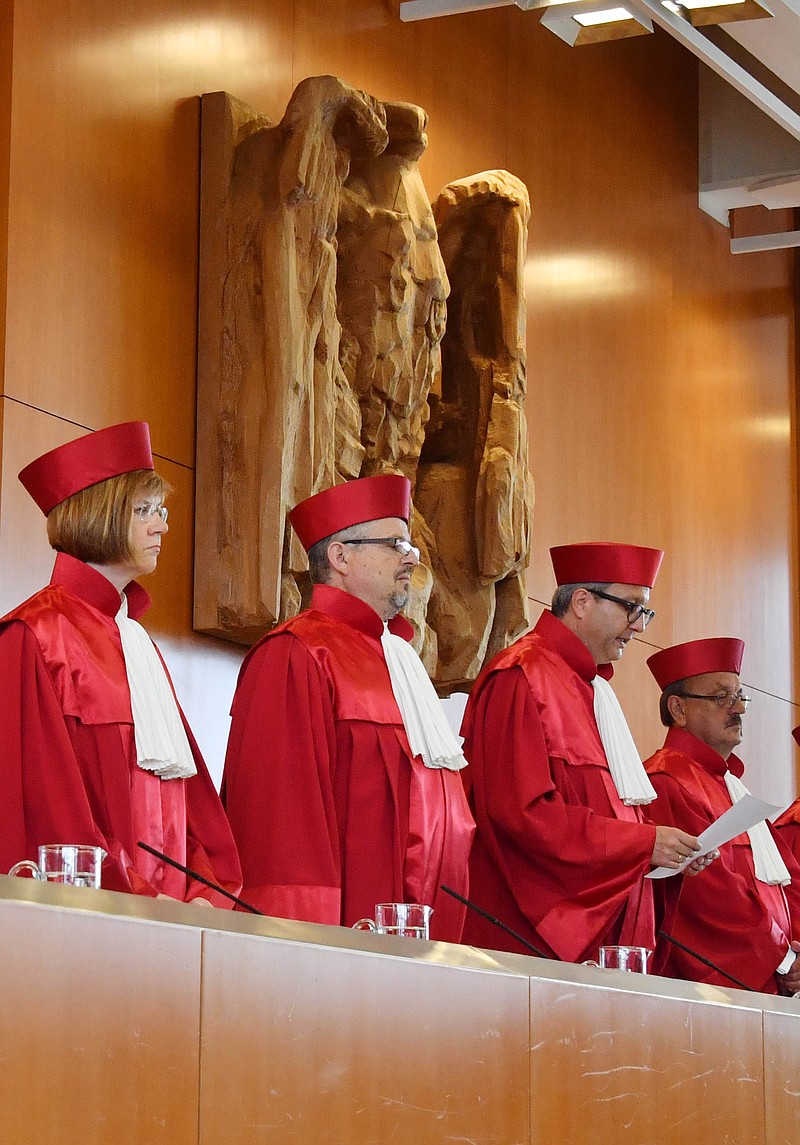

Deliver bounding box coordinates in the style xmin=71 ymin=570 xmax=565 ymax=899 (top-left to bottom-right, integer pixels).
xmin=179 ymin=717 xmax=244 ymax=906
xmin=1 ymin=623 xmax=96 ymax=865
xmin=0 ymin=621 xmax=145 ymax=890
xmin=774 ymin=801 xmax=800 ymax=867
xmin=222 ymin=631 xmax=343 ymax=922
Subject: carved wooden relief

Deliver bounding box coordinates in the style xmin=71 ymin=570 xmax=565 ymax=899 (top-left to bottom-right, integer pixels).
xmin=195 ymin=79 xmax=533 ymax=691
xmin=417 ymin=171 xmax=533 ymax=690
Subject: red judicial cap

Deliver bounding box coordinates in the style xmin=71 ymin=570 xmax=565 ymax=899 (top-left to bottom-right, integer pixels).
xmin=289 ymin=473 xmax=412 ymax=552
xmin=550 ymin=542 xmax=664 ymax=588
xmin=647 ymin=637 xmax=745 ymax=691
xmin=19 ymin=421 xmax=154 ymax=515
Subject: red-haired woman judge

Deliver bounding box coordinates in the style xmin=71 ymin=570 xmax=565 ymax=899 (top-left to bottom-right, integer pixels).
xmin=0 ymin=422 xmax=242 ymax=903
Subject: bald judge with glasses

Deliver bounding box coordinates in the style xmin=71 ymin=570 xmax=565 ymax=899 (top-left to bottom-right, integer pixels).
xmin=644 ymin=638 xmax=800 ymax=993
xmin=221 ymin=475 xmax=475 ymax=942
xmin=460 ymin=542 xmax=704 ymax=965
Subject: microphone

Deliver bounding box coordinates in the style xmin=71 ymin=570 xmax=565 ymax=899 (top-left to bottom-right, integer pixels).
xmin=657 ymin=930 xmax=754 ymax=992
xmin=136 ymin=841 xmax=264 ymax=915
xmin=440 ymin=884 xmax=553 ymax=959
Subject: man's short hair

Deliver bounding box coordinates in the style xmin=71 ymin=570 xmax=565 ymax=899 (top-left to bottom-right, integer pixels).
xmin=47 ymin=469 xmax=170 ymax=565
xmin=551 ymin=581 xmax=611 ymax=618
xmin=306 ymin=520 xmax=375 ymax=585
xmin=659 ymin=680 xmax=687 ymax=727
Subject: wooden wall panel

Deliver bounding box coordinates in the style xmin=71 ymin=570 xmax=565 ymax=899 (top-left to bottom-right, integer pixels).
xmin=764 ymin=1008 xmax=800 ymax=1145
xmin=200 ymin=930 xmax=530 ymax=1144
xmin=0 ymin=404 xmax=87 ymax=611
xmin=530 ymin=975 xmax=766 ymax=1145
xmin=3 ymin=0 xmax=295 ymax=467
xmin=0 ymin=896 xmax=202 ymax=1145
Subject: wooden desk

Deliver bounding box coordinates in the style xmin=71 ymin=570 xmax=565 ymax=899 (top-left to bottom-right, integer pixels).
xmin=0 ymin=877 xmax=796 ymax=1144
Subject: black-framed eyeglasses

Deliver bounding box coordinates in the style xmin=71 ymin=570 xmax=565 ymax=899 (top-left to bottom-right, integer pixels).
xmin=679 ymin=691 xmax=751 ymax=710
xmin=132 ymin=503 xmax=168 ymax=523
xmin=588 ymin=589 xmax=655 ymax=628
xmin=342 ymin=537 xmax=420 ymax=560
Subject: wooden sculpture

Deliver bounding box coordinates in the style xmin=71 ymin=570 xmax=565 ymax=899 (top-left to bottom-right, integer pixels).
xmin=417 ymin=171 xmax=533 ymax=690
xmin=195 ymin=78 xmax=533 ymax=691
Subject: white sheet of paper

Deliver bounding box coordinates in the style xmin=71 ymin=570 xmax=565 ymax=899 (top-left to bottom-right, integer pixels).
xmin=646 ymin=794 xmax=785 ymax=879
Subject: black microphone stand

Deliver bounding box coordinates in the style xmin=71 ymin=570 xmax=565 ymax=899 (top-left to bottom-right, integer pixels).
xmin=136 ymin=841 xmax=264 ymax=915
xmin=657 ymin=930 xmax=754 ymax=992
xmin=440 ymin=884 xmax=553 ymax=959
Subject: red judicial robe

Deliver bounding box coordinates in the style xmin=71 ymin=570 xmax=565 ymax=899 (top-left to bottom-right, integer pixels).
xmin=460 ymin=609 xmax=657 ymax=964
xmin=645 ymin=727 xmax=800 ymax=993
xmin=0 ymin=553 xmax=242 ymax=904
xmin=774 ymin=800 xmax=800 ymax=864
xmin=221 ymin=584 xmax=475 ymax=942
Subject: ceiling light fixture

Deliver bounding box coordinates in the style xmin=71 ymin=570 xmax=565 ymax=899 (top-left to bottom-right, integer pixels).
xmin=661 ymin=0 xmax=772 ymax=25
xmin=540 ymin=0 xmax=653 ymax=43
xmin=399 ymin=0 xmax=773 ymax=30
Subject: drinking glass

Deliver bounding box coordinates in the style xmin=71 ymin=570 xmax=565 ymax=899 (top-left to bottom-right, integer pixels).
xmin=8 ymin=844 xmax=106 ymax=888
xmin=352 ymin=902 xmax=433 ymax=939
xmin=583 ymin=945 xmax=651 ymax=973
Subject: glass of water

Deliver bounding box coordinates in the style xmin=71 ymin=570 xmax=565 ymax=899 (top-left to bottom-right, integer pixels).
xmin=8 ymin=843 xmax=106 ymax=888
xmin=352 ymin=902 xmax=433 ymax=939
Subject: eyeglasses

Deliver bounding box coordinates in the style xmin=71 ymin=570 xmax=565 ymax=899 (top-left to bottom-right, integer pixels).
xmin=132 ymin=503 xmax=168 ymax=523
xmin=342 ymin=537 xmax=420 ymax=560
xmin=679 ymin=691 xmax=751 ymax=710
xmin=588 ymin=589 xmax=656 ymax=628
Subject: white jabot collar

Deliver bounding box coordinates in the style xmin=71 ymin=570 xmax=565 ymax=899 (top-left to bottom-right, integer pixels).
xmin=591 ymin=674 xmax=656 ymax=805
xmin=115 ymin=596 xmax=196 ymax=781
xmin=381 ymin=626 xmax=467 ymax=771
xmin=724 ymin=770 xmax=790 ymax=885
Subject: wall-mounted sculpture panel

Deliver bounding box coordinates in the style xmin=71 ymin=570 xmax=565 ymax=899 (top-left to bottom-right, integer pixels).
xmin=417 ymin=170 xmax=533 ymax=689
xmin=195 ymin=78 xmax=533 ymax=692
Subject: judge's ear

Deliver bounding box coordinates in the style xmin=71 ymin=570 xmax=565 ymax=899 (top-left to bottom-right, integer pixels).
xmin=569 ymin=587 xmax=593 ymax=620
xmin=666 ymin=693 xmax=688 ymax=728
xmin=326 ymin=541 xmax=351 ymax=577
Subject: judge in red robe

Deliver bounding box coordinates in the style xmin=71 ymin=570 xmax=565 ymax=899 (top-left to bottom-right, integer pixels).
xmin=221 ymin=474 xmax=475 ymax=942
xmin=644 ymin=638 xmax=800 ymax=994
xmin=461 ymin=542 xmax=703 ymax=964
xmin=0 ymin=421 xmax=242 ymax=903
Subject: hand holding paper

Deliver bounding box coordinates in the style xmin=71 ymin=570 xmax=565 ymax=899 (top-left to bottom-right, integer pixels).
xmin=647 ymin=794 xmax=784 ymax=879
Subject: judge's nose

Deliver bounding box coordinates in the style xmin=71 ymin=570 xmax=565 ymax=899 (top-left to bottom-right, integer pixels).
xmin=628 ymin=612 xmax=647 ymax=634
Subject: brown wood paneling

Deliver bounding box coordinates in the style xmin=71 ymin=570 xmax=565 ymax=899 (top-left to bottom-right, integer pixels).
xmin=3 ymin=0 xmax=295 ymax=469
xmin=0 ymin=403 xmax=84 ymax=613
xmin=530 ymin=975 xmax=765 ymax=1145
xmin=200 ymin=930 xmax=531 ymax=1144
xmin=764 ymin=1007 xmax=800 ymax=1145
xmin=0 ymin=896 xmax=201 ymax=1145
